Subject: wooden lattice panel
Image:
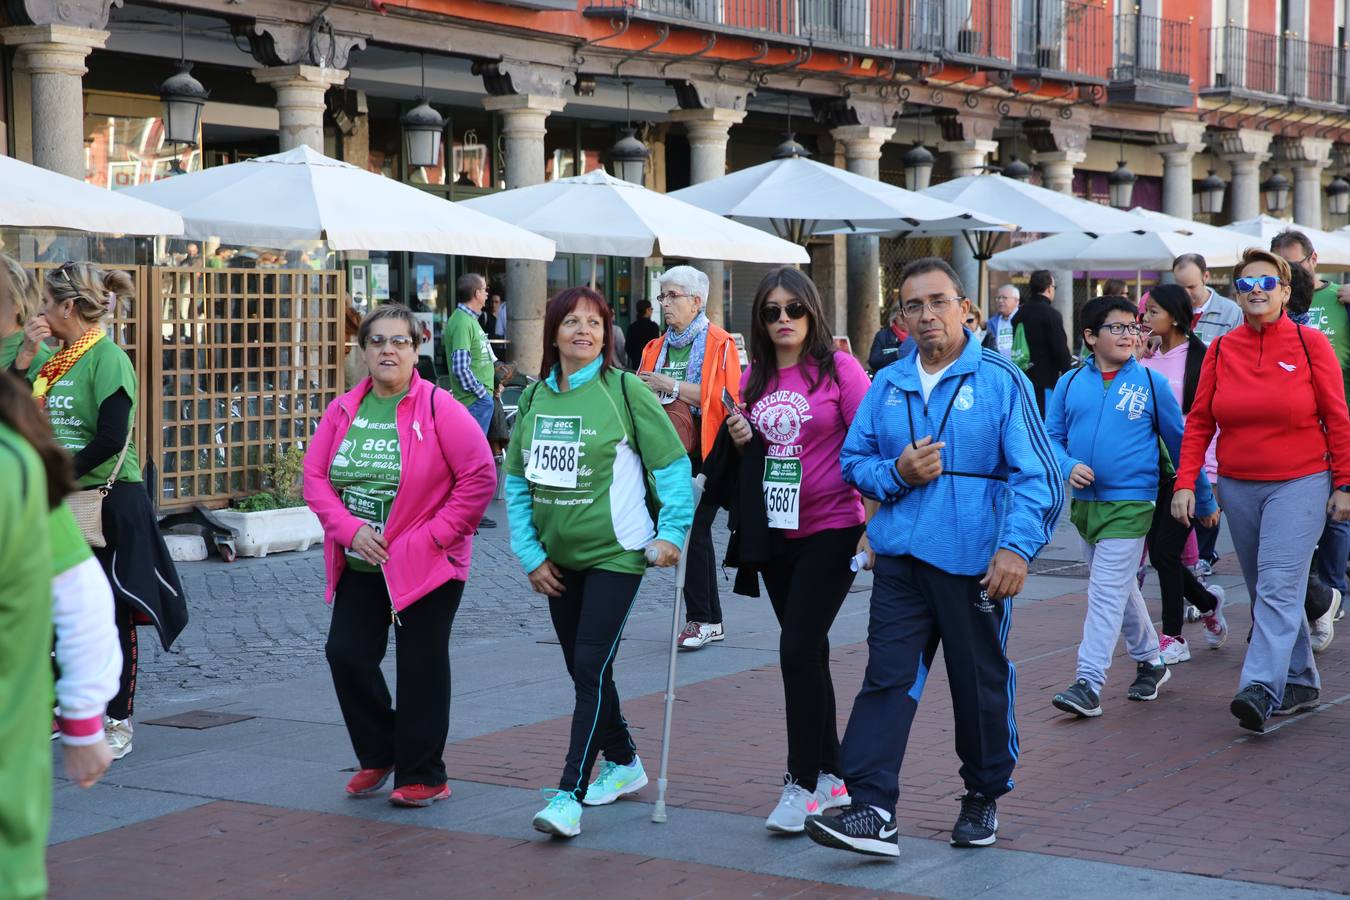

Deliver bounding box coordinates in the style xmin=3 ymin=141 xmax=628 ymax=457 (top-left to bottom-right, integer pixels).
xmin=150 ymin=268 xmax=343 ymax=510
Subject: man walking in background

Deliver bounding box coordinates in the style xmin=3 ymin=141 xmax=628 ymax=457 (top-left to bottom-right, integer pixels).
xmin=1011 ymin=270 xmax=1072 ymax=416
xmin=444 ymin=272 xmax=498 ymax=528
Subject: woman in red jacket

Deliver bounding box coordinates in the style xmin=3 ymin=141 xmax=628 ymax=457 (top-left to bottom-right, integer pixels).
xmin=1172 ymin=248 xmax=1350 ymax=734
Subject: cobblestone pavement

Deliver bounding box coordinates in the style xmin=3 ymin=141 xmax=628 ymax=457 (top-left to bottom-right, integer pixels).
xmin=139 ymin=502 xmax=731 ymax=698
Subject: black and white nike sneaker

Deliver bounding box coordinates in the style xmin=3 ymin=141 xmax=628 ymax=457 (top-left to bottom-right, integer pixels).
xmin=950 ymin=792 xmax=998 ymax=847
xmin=804 ymin=803 xmax=900 ymax=858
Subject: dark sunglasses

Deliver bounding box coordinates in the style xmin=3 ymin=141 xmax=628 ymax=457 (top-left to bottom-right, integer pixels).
xmin=1234 ymin=275 xmax=1284 ymax=294
xmin=759 ymin=301 xmax=810 ymax=325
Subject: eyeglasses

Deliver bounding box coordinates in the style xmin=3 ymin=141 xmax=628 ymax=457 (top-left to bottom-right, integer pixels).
xmin=901 ymin=296 xmax=965 ymax=318
xmin=1234 ymin=275 xmax=1285 ymax=294
xmin=759 ymin=301 xmax=810 ymax=325
xmin=964 ymin=317 xmax=977 ymax=326
xmin=1099 ymin=323 xmax=1143 ymax=336
xmin=656 ymin=291 xmax=691 ymax=304
xmin=366 ymin=334 xmax=415 ymax=349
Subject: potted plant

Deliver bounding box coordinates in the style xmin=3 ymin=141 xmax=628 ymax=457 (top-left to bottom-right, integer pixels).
xmin=215 ymin=446 xmax=324 ymax=558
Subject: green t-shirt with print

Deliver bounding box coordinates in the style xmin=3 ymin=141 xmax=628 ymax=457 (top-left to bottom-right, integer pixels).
xmin=1305 ymin=281 xmax=1350 ymax=369
xmin=0 ymin=422 xmax=55 ymax=900
xmin=506 ymin=370 xmax=686 ymax=574
xmin=49 ymin=501 xmax=93 ymax=576
xmin=0 ymin=331 xmax=53 ymax=371
xmin=37 ymin=336 xmax=142 ymax=488
xmin=443 ymin=307 xmax=494 ymax=407
xmin=329 ymin=389 xmax=406 ymax=572
xmin=661 ymin=342 xmax=692 ymax=384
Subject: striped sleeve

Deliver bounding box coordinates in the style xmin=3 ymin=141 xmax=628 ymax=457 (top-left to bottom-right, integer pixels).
xmin=987 ymin=354 xmax=1064 ymax=561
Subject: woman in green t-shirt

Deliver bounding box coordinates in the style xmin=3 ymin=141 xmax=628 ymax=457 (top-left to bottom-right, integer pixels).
xmin=0 ymin=370 xmax=118 ymax=897
xmin=505 ymin=287 xmax=694 ymax=839
xmin=13 ymin=262 xmax=188 ymax=763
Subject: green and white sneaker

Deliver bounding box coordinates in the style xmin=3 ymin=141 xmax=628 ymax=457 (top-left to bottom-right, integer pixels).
xmin=532 ymin=790 xmax=582 ymax=838
xmin=582 ymin=756 xmax=648 ymax=806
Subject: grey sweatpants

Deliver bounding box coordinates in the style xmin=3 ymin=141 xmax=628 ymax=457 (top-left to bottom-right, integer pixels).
xmin=1076 ymin=536 xmax=1161 ymax=694
xmin=1219 ymin=473 xmax=1325 ymax=705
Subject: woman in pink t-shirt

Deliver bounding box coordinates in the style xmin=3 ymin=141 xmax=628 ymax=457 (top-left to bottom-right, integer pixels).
xmin=725 ymin=266 xmax=872 ymax=835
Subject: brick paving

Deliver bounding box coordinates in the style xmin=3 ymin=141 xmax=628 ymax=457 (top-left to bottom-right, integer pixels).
xmin=442 ymin=589 xmax=1350 ymax=894
xmin=47 ymin=801 xmax=925 ymax=900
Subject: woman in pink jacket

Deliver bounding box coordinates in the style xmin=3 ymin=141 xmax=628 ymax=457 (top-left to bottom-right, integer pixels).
xmin=304 ymin=304 xmax=496 ymax=808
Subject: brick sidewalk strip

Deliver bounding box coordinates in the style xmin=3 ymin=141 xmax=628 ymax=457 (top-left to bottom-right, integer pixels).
xmin=444 ymin=590 xmax=1350 ymax=893
xmin=47 ymin=801 xmax=928 ymax=900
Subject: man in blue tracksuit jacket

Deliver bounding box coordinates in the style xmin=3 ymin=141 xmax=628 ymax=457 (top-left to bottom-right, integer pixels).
xmin=804 ymin=258 xmax=1063 ymax=859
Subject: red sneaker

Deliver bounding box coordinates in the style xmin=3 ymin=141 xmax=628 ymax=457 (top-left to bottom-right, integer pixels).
xmin=345 ymin=767 xmax=393 ymax=797
xmin=389 ymin=783 xmax=451 ymax=808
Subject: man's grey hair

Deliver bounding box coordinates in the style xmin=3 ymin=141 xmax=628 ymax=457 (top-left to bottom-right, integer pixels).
xmin=996 ymin=283 xmax=1019 ymax=297
xmin=658 ymin=265 xmax=709 ymax=303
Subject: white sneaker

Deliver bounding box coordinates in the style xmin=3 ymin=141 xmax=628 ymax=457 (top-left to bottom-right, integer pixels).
xmin=1311 ymin=588 xmax=1341 ymax=654
xmin=677 ymin=622 xmax=722 ymax=651
xmin=1201 ymin=585 xmax=1228 ymax=649
xmin=104 ymin=717 xmax=133 ymax=760
xmin=1184 ymin=604 xmax=1202 ymax=623
xmin=815 ymin=772 xmax=851 ymax=811
xmin=1159 ymin=633 xmax=1191 ymax=664
xmin=765 ymin=776 xmax=813 ymax=833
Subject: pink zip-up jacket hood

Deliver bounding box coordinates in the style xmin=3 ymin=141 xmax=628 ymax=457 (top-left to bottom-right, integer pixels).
xmin=304 ymin=371 xmax=496 ymax=611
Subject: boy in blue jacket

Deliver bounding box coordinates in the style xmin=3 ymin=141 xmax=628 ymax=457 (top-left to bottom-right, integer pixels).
xmin=804 ymin=258 xmax=1063 ymax=859
xmin=1046 ymin=297 xmax=1216 ymax=718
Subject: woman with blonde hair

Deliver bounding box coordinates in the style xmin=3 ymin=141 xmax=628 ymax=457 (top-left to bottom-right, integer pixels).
xmin=0 ymin=253 xmax=49 ymax=370
xmin=13 ymin=261 xmax=188 ymax=761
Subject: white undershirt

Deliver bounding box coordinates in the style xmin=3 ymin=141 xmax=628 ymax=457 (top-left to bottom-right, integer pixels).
xmin=917 ymin=360 xmax=956 ymax=403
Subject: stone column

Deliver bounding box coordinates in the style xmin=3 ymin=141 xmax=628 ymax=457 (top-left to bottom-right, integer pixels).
xmin=669 ymin=107 xmax=747 ymax=329
xmin=1217 ymin=129 xmax=1273 ymax=222
xmin=1282 ymin=137 xmax=1334 ymax=228
xmin=253 ymin=65 xmax=348 ymax=153
xmin=483 ymin=94 xmax=567 ymax=376
xmin=939 ymin=140 xmax=998 ymax=307
xmin=832 ymin=124 xmax=896 ymax=361
xmin=1157 ymin=119 xmax=1207 ymax=221
xmin=1 ymin=25 xmax=107 ymax=178
xmin=1035 ymin=150 xmax=1086 ymax=323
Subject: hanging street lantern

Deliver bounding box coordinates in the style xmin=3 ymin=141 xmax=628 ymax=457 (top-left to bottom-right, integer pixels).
xmin=1260 ymin=170 xmax=1292 ymax=214
xmin=401 ymin=98 xmax=446 ymax=170
xmin=159 ymin=63 xmax=208 ymax=148
xmin=1196 ymin=169 xmax=1227 ymax=216
xmin=772 ymin=132 xmax=811 ymax=160
xmin=1326 ymin=175 xmax=1350 ymax=218
xmin=608 ymin=126 xmax=649 ymax=184
xmin=1106 ymin=159 xmax=1137 ymax=209
xmin=1001 ymin=155 xmax=1032 ymax=181
xmin=903 ymin=142 xmax=935 ymax=192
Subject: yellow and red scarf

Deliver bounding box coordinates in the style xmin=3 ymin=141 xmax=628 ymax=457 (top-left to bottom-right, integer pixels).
xmin=32 ymin=329 xmax=103 ymax=407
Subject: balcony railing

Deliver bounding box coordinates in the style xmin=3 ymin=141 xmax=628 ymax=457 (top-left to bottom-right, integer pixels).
xmin=1205 ymin=25 xmax=1347 ymax=105
xmin=1205 ymin=25 xmax=1281 ymax=95
xmin=1111 ymin=13 xmax=1190 ymax=84
xmin=583 ymin=0 xmax=938 ymax=57
xmin=1282 ymin=35 xmax=1342 ymax=104
xmin=1015 ymin=0 xmax=1109 ymax=81
xmin=586 ymin=0 xmax=1112 ymax=79
xmin=909 ymin=0 xmax=1014 ymax=64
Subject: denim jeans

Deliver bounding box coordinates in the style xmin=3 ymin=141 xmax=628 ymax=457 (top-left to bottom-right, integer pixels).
xmin=466 ymin=394 xmax=493 ymax=435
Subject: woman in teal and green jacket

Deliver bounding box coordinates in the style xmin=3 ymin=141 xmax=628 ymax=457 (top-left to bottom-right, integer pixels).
xmin=505 ymin=286 xmax=693 ymax=840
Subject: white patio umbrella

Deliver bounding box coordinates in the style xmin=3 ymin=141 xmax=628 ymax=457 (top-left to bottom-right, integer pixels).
xmin=122 ymin=145 xmax=554 ymax=260
xmin=667 ymin=155 xmax=1012 ymax=242
xmin=988 ymin=208 xmax=1252 ymax=271
xmin=1222 ymin=215 xmax=1350 ymax=270
xmin=460 ymin=169 xmax=808 ymax=269
xmin=0 ymin=153 xmax=183 ymax=235
xmin=921 ymin=174 xmax=1177 ymax=306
